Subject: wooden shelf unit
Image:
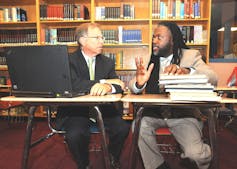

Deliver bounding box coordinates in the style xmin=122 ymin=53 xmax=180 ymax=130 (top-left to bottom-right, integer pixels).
xmin=0 ymin=0 xmax=212 ymax=61
xmin=0 ymin=0 xmax=212 ymax=117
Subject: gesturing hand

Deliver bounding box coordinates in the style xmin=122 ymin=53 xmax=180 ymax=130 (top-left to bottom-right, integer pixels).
xmin=135 ymin=56 xmax=154 ymax=87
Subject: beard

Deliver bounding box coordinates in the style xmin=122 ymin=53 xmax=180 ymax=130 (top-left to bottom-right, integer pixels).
xmin=152 ymin=42 xmax=172 ymax=58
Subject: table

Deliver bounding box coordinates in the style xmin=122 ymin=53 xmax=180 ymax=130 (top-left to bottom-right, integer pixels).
xmin=215 ymin=86 xmax=237 ymax=93
xmin=215 ymin=86 xmax=237 ymax=126
xmin=121 ymin=94 xmax=226 ymax=169
xmin=0 ymin=94 xmax=122 ymax=169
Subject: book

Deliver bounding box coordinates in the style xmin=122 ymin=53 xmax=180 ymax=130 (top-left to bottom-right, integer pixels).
xmin=166 ymin=88 xmax=214 ymax=93
xmin=194 ymin=25 xmax=203 ymax=44
xmin=164 ymin=83 xmax=214 ymax=89
xmin=160 ymin=74 xmax=207 ymax=79
xmin=160 ymin=79 xmax=208 ymax=84
xmin=159 ymin=74 xmax=208 ymax=85
xmin=169 ymin=92 xmax=221 ymax=102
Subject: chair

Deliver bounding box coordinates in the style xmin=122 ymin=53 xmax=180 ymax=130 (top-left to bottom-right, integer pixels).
xmin=45 ymin=106 xmax=110 ymax=169
xmin=156 ymin=128 xmax=181 ymax=158
xmin=89 ymin=121 xmax=108 ymax=153
xmin=0 ymin=101 xmax=25 ymax=124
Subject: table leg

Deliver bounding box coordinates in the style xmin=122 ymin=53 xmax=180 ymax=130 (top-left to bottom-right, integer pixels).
xmin=22 ymin=106 xmax=37 ymax=169
xmin=94 ymin=106 xmax=111 ymax=169
xmin=208 ymin=108 xmax=219 ymax=169
xmin=128 ymin=106 xmax=144 ymax=169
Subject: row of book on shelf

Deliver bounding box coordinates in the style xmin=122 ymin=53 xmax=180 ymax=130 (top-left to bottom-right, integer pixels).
xmin=41 ymin=27 xmax=142 ymax=45
xmin=0 ymin=53 xmax=6 ymax=65
xmin=0 ymin=24 xmax=205 ymax=45
xmin=0 ymin=7 xmax=27 ymax=22
xmin=0 ymin=29 xmax=37 ymax=44
xmin=95 ymin=3 xmax=134 ymax=20
xmin=104 ymin=51 xmax=124 ymax=69
xmin=179 ymin=25 xmax=205 ymax=44
xmin=159 ymin=74 xmax=221 ymax=102
xmin=152 ymin=0 xmax=202 ymax=19
xmin=42 ymin=28 xmax=76 ymax=45
xmin=117 ymin=70 xmax=136 ymax=93
xmin=103 ymin=27 xmax=142 ymax=44
xmin=40 ymin=4 xmax=89 ymax=21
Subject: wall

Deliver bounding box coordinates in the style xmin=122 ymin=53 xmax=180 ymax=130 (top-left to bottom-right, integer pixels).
xmin=209 ymin=63 xmax=236 ymax=86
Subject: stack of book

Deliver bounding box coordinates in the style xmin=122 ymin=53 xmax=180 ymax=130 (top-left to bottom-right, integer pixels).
xmin=159 ymin=74 xmax=221 ymax=102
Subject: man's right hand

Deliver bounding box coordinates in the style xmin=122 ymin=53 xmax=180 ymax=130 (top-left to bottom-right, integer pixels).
xmin=135 ymin=56 xmax=154 ymax=87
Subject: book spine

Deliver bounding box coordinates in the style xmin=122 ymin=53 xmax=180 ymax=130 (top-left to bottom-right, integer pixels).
xmin=0 ymin=8 xmax=4 ymax=22
xmin=11 ymin=7 xmax=17 ymax=22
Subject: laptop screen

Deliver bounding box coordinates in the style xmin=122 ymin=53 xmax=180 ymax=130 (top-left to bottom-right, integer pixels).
xmin=4 ymin=45 xmax=74 ymax=97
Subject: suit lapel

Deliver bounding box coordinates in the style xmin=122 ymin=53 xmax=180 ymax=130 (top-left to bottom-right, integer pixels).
xmin=77 ymin=50 xmax=90 ymax=80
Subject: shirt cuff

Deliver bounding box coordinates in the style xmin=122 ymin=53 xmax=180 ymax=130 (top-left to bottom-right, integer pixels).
xmin=132 ymin=82 xmax=146 ymax=94
xmin=100 ymin=79 xmax=116 ymax=94
xmin=189 ymin=67 xmax=196 ymax=74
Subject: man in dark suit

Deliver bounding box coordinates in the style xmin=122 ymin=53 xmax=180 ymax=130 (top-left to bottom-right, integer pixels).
xmin=56 ymin=23 xmax=130 ymax=169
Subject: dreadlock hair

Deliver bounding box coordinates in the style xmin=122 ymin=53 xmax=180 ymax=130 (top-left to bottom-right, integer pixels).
xmin=157 ymin=21 xmax=189 ymax=65
xmin=146 ymin=21 xmax=190 ymax=94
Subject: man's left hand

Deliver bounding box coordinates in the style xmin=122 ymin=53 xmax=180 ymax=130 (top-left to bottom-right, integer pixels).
xmin=164 ymin=64 xmax=190 ymax=75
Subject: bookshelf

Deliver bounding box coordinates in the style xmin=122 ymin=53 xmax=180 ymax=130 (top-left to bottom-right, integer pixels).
xmin=0 ymin=0 xmax=212 ymax=117
xmin=0 ymin=0 xmax=212 ymax=61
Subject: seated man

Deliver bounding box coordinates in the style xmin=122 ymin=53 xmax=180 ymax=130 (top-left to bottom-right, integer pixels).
xmin=56 ymin=23 xmax=130 ymax=169
xmin=129 ymin=21 xmax=218 ymax=169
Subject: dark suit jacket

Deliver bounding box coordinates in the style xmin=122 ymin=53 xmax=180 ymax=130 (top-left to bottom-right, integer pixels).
xmin=57 ymin=49 xmax=123 ymax=122
xmin=69 ymin=49 xmax=123 ymax=93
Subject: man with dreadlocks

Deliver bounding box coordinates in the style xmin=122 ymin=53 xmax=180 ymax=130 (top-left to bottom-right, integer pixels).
xmin=128 ymin=21 xmax=218 ymax=169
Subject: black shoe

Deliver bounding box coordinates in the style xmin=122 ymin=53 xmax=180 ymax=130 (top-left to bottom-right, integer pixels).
xmin=78 ymin=165 xmax=90 ymax=169
xmin=110 ymin=154 xmax=121 ymax=169
xmin=156 ymin=162 xmax=171 ymax=169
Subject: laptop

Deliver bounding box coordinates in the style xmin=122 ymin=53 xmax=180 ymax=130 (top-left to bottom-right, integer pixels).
xmin=4 ymin=45 xmax=87 ymax=98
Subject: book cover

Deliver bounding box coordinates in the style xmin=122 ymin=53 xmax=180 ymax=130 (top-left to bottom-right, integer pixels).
xmin=166 ymin=88 xmax=214 ymax=93
xmin=115 ymin=51 xmax=123 ymax=69
xmin=159 ymin=74 xmax=208 ymax=85
xmin=160 ymin=74 xmax=207 ymax=80
xmin=118 ymin=26 xmax=123 ymax=44
xmin=194 ymin=25 xmax=203 ymax=44
xmin=164 ymin=83 xmax=214 ymax=89
xmin=49 ymin=28 xmax=57 ymax=44
xmin=0 ymin=8 xmax=4 ymax=22
xmin=169 ymin=92 xmax=221 ymax=102
xmin=11 ymin=7 xmax=17 ymax=22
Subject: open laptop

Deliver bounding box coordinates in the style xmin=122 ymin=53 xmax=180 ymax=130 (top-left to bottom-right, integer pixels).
xmin=4 ymin=45 xmax=87 ymax=98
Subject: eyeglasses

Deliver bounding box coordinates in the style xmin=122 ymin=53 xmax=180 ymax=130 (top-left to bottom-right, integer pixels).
xmin=84 ymin=36 xmax=105 ymax=41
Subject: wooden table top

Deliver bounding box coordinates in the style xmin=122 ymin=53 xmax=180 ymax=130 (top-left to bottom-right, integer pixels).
xmin=0 ymin=94 xmax=122 ymax=103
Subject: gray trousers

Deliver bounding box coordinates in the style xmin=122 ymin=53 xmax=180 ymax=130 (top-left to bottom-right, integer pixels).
xmin=138 ymin=117 xmax=211 ymax=169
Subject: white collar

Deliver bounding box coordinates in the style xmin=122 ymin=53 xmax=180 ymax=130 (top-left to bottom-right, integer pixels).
xmin=160 ymin=54 xmax=173 ymax=62
xmin=82 ymin=50 xmax=95 ymax=63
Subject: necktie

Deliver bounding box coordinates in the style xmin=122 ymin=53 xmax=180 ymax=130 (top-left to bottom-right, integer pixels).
xmin=88 ymin=58 xmax=94 ymax=80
